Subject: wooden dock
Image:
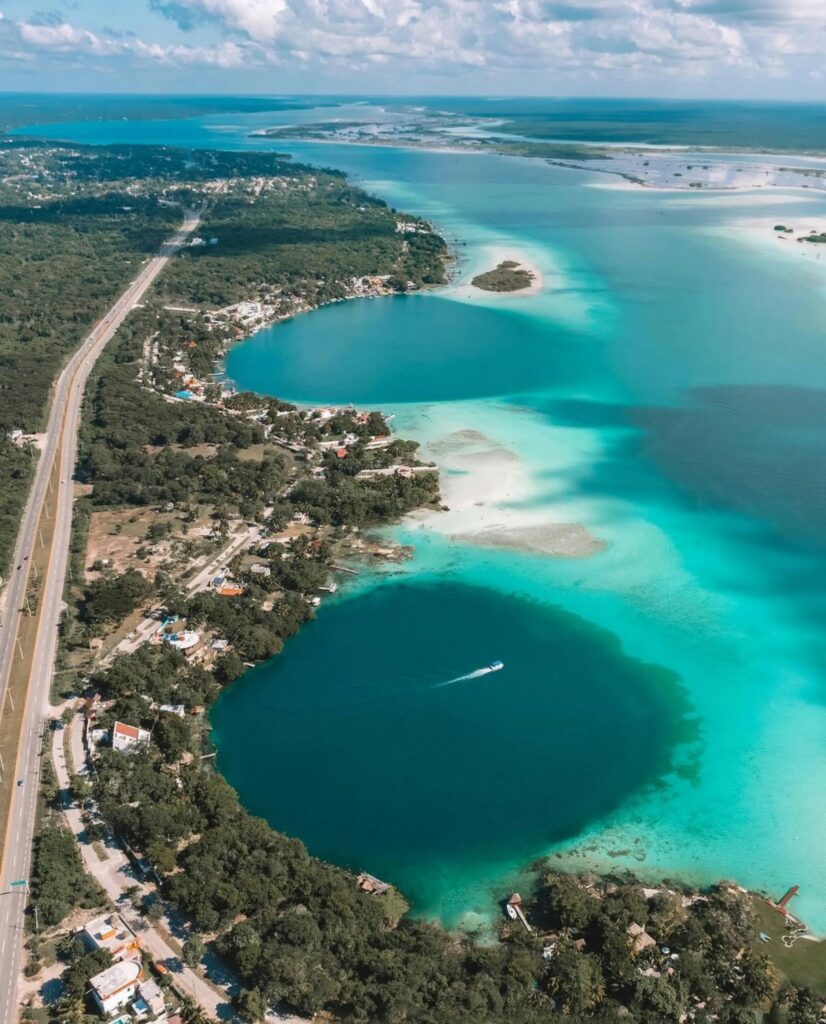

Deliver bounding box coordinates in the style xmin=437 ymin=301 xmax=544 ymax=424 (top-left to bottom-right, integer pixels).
xmin=508 ymin=893 xmax=533 ymax=933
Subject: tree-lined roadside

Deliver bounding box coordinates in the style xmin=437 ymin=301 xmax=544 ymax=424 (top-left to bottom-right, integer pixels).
xmin=0 ymin=207 xmax=202 ymax=1024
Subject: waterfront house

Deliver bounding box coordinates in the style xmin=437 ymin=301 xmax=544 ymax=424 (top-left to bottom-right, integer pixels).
xmin=357 ymin=872 xmax=390 ymax=896
xmin=89 ymin=960 xmax=143 ymax=1015
xmin=112 ymin=721 xmax=151 ymax=754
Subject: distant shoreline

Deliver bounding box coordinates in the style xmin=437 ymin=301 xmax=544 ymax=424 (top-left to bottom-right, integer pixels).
xmin=249 ymin=126 xmax=826 ymax=195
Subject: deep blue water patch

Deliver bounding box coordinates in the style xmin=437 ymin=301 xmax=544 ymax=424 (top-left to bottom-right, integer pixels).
xmin=211 ymin=581 xmax=690 ymax=910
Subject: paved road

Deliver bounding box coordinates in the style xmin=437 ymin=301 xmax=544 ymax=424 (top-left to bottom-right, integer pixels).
xmin=0 ymin=211 xmax=201 ymax=1024
xmin=51 ymin=714 xmax=237 ymax=1019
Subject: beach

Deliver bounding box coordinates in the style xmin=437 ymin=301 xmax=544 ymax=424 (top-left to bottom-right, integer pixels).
xmin=449 ymin=244 xmax=546 ymax=301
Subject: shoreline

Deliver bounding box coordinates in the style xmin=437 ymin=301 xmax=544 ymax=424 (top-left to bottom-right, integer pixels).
xmin=13 ymin=119 xmax=826 ymax=1024
xmin=161 ymin=142 xmax=821 ymax=939
xmin=449 ymin=244 xmax=545 ymax=301
xmin=251 ymin=125 xmax=826 ymax=196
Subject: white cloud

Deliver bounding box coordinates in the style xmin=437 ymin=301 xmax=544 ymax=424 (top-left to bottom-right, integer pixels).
xmin=18 ymin=20 xmax=122 ymax=55
xmin=145 ymin=0 xmax=826 ymax=72
xmin=2 ymin=0 xmax=826 ymax=82
xmin=0 ymin=13 xmax=262 ymax=67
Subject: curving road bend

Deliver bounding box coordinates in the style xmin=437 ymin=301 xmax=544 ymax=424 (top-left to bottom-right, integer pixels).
xmin=0 ymin=210 xmax=201 ymax=1024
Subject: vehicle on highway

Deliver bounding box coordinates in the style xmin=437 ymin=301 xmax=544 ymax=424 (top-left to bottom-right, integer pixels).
xmin=17 ymin=779 xmax=23 ymax=787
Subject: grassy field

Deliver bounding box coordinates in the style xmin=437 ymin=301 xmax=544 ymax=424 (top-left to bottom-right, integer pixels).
xmin=0 ymin=451 xmax=60 ymax=858
xmin=752 ymin=897 xmax=826 ymax=995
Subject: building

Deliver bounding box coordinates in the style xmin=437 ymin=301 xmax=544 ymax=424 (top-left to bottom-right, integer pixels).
xmin=357 ymin=872 xmax=390 ymax=896
xmin=112 ymin=721 xmax=151 ymax=753
xmin=82 ymin=913 xmax=140 ymax=962
xmin=89 ymin=959 xmax=143 ymax=1015
xmin=164 ymin=630 xmax=201 ymax=657
xmin=136 ymin=978 xmax=165 ymax=1017
xmin=158 ymin=704 xmax=185 ymax=718
xmin=627 ymin=922 xmax=657 ymax=955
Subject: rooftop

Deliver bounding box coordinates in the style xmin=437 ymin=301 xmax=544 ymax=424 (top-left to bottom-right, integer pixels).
xmin=83 ymin=913 xmax=137 ymax=954
xmin=90 ymin=960 xmax=142 ymax=1000
xmin=113 ymin=722 xmax=143 ymax=742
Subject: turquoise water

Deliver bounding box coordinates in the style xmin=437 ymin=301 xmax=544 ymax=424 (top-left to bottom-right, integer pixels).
xmin=23 ymin=108 xmax=826 ymax=930
xmin=225 ymin=293 xmax=596 ymax=404
xmin=211 ymin=580 xmax=690 ymax=920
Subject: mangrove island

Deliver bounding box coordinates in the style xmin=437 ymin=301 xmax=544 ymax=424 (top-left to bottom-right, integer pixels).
xmin=471 ymin=259 xmax=536 ymax=292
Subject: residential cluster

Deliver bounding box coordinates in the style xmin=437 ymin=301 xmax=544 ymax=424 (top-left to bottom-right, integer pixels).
xmin=65 ymin=913 xmax=172 ymax=1021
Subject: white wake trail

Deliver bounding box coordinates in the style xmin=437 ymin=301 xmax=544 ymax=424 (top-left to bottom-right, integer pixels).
xmin=433 ymin=667 xmax=493 ymax=689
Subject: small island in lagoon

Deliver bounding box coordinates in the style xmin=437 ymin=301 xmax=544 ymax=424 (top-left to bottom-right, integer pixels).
xmin=472 ymin=259 xmax=536 ymax=292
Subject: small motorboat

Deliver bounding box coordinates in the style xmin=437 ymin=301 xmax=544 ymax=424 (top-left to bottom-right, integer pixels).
xmin=488 ymin=660 xmax=504 ymax=672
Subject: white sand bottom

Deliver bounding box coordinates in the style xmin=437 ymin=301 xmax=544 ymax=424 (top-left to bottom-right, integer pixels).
xmin=402 ymin=411 xmax=605 ymax=560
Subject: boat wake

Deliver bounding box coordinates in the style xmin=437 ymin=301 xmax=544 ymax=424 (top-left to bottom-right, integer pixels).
xmin=433 ymin=661 xmax=504 ymax=689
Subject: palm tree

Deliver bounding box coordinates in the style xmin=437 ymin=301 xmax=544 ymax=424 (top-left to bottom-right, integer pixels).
xmin=179 ymin=994 xmax=211 ymax=1024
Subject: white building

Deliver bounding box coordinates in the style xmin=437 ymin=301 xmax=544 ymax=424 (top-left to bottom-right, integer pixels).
xmin=82 ymin=913 xmax=140 ymax=962
xmin=158 ymin=704 xmax=186 ymax=718
xmin=136 ymin=978 xmax=165 ymax=1017
xmin=112 ymin=721 xmax=151 ymax=753
xmin=89 ymin=959 xmax=143 ymax=1015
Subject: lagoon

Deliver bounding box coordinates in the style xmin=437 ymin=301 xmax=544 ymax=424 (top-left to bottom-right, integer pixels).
xmin=211 ymin=580 xmax=688 ymax=923
xmin=25 ymin=106 xmax=826 ymax=930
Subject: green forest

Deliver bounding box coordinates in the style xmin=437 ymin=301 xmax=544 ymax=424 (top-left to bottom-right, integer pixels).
xmin=0 ymin=137 xmax=446 ymax=576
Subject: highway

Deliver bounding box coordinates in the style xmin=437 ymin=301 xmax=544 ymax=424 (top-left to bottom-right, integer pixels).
xmin=0 ymin=210 xmax=201 ymax=1024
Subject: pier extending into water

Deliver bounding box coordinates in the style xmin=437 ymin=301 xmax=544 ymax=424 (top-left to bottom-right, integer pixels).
xmin=507 ymin=893 xmax=533 ymax=933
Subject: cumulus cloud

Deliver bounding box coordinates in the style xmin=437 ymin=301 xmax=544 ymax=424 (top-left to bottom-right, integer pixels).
xmin=0 ymin=12 xmax=263 ymax=67
xmin=141 ymin=0 xmax=826 ymax=72
xmin=1 ymin=0 xmax=825 ymax=82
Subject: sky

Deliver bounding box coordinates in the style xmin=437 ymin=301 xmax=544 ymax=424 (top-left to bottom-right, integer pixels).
xmin=1 ymin=0 xmax=826 ymax=98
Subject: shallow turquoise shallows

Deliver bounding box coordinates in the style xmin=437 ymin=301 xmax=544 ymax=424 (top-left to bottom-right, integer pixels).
xmin=23 ymin=105 xmax=826 ymax=930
